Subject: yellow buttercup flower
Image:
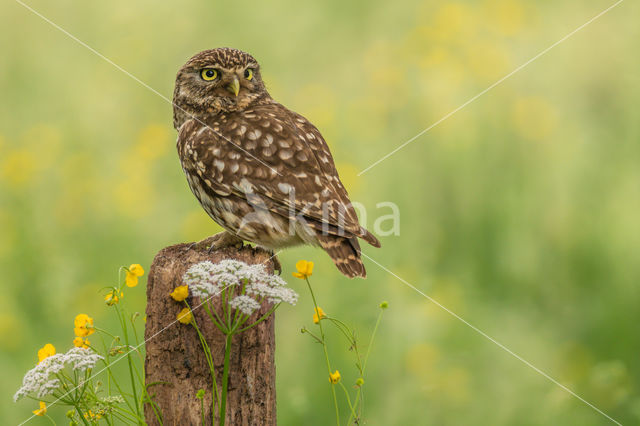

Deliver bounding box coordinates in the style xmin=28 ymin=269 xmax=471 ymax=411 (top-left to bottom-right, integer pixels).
xmin=125 ymin=264 xmax=145 ymax=287
xmin=74 ymin=314 xmax=95 ymax=337
xmin=104 ymin=291 xmax=123 ymax=306
xmin=84 ymin=410 xmax=102 ymax=420
xmin=73 ymin=337 xmax=90 ymax=349
xmin=33 ymin=401 xmax=46 ymax=416
xmin=329 ymin=370 xmax=341 ymax=384
xmin=292 ymin=260 xmax=314 ymax=279
xmin=37 ymin=343 xmax=55 ymax=364
xmin=170 ymin=285 xmax=189 ymax=302
xmin=177 ymin=307 xmax=193 ymax=324
xmin=313 ymin=307 xmax=326 ymax=324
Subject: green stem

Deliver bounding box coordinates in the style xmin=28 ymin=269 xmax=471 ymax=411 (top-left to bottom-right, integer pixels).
xmin=222 ymin=287 xmax=232 ymax=330
xmin=305 ymin=278 xmax=340 ymax=426
xmin=111 ymin=405 xmax=145 ymax=423
xmin=348 ymin=308 xmax=385 ymax=425
xmin=76 ymin=407 xmax=90 ymax=426
xmin=326 ymin=317 xmax=359 ymax=362
xmin=143 ymin=396 xmax=163 ymax=426
xmin=116 ymin=305 xmax=142 ymax=423
xmin=130 ymin=313 xmax=141 ymax=344
xmin=363 ymin=309 xmax=384 ymax=373
xmin=338 ymin=382 xmax=357 ymax=420
xmin=111 ymin=403 xmax=149 ymax=425
xmin=188 ymin=301 xmax=220 ymax=416
xmin=204 ymin=302 xmax=226 ymax=332
xmin=101 ymin=359 xmax=137 ymax=415
xmin=93 ymin=326 xmax=119 ymax=342
xmin=100 ymin=334 xmax=114 ymax=425
xmin=348 ymin=387 xmax=362 ymax=426
xmin=104 ymin=412 xmax=114 ymax=426
xmin=109 ymin=409 xmax=139 ymax=425
xmin=219 ymin=333 xmax=233 ymax=426
xmin=230 ymin=283 xmax=245 ymax=328
xmin=235 ymin=303 xmax=279 ymax=333
xmin=76 ymin=370 xmax=90 ymax=404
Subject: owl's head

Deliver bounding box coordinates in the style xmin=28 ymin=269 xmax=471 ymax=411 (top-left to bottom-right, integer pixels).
xmin=173 ymin=48 xmax=269 ymax=128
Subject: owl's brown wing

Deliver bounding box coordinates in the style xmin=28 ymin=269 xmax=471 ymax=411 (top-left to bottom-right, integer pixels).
xmin=177 ymin=106 xmax=378 ymax=247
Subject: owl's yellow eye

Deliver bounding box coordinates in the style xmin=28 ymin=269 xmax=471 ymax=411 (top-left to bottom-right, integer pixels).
xmin=244 ymin=68 xmax=254 ymax=81
xmin=201 ymin=68 xmax=218 ymax=81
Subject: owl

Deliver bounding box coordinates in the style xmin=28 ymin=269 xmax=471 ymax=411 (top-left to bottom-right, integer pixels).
xmin=173 ymin=48 xmax=380 ymax=278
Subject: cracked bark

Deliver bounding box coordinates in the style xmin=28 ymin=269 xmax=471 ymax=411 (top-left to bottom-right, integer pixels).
xmin=144 ymin=243 xmax=276 ymax=425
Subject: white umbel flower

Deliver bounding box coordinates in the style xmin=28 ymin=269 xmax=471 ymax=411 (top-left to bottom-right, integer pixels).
xmin=183 ymin=259 xmax=298 ymax=310
xmin=14 ymin=348 xmax=103 ymax=402
xmin=229 ymin=295 xmax=262 ymax=315
xmin=183 ymin=260 xmax=224 ymax=297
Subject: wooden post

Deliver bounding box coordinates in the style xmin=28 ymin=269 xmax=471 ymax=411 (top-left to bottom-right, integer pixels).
xmin=143 ymin=243 xmax=277 ymax=425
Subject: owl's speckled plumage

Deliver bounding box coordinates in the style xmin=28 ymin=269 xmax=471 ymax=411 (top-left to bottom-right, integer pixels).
xmin=173 ymin=48 xmax=380 ymax=278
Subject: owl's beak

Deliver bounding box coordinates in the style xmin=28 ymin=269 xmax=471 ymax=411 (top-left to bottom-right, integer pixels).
xmin=226 ymin=77 xmax=240 ymax=97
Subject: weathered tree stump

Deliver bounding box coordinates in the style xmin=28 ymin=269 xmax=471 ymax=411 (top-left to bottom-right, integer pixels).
xmin=144 ymin=243 xmax=276 ymax=425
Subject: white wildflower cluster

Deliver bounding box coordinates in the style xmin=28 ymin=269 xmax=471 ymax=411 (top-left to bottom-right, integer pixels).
xmin=14 ymin=348 xmax=103 ymax=402
xmin=229 ymin=295 xmax=262 ymax=315
xmin=91 ymin=395 xmax=125 ymax=415
xmin=183 ymin=259 xmax=298 ymax=316
xmin=100 ymin=395 xmax=125 ymax=404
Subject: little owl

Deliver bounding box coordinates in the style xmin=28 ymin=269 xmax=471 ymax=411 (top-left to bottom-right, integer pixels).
xmin=173 ymin=48 xmax=380 ymax=278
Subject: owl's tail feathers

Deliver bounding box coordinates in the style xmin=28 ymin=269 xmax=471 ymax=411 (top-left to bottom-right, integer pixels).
xmin=317 ymin=235 xmax=366 ymax=279
xmin=359 ymin=227 xmax=381 ymax=248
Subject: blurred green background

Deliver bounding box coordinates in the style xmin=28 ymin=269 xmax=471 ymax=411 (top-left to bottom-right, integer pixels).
xmin=1 ymin=0 xmax=638 ymax=424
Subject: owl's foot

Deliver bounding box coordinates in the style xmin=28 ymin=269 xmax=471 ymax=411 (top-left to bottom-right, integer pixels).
xmin=188 ymin=231 xmax=244 ymax=253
